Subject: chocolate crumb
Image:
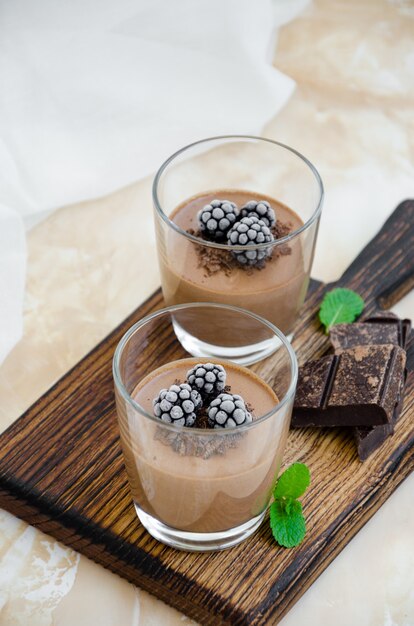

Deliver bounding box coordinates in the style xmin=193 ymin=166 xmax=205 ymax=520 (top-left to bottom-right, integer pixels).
xmin=195 ymin=407 xmax=211 ymax=430
xmin=246 ymin=402 xmax=255 ymax=415
xmin=272 ymin=221 xmax=292 ymax=256
xmin=273 ymin=220 xmax=293 ymax=239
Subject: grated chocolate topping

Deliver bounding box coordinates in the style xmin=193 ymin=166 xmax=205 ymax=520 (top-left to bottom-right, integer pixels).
xmin=188 ymin=219 xmax=292 ymax=277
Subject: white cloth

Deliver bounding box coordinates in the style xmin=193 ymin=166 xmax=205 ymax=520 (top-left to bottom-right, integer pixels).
xmin=0 ymin=205 xmax=26 ymax=363
xmin=0 ymin=0 xmax=308 ymax=364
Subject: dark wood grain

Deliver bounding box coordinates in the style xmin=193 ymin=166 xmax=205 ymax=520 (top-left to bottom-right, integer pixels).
xmin=0 ymin=201 xmax=413 ymax=626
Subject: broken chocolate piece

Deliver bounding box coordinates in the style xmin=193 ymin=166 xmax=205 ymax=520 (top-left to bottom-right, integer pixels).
xmin=293 ymin=354 xmax=337 ymax=411
xmin=294 ymin=310 xmax=411 ymax=460
xmin=292 ymin=345 xmax=407 ymax=428
xmin=354 ymin=366 xmax=407 ymax=460
xmin=354 ymin=424 xmax=393 ymax=462
xmin=364 ymin=312 xmax=411 ymax=349
xmin=329 ymin=322 xmax=401 ymax=351
xmin=327 ymin=311 xmax=411 ymax=459
xmin=402 ymin=319 xmax=412 ymax=348
xmin=330 ymin=312 xmax=411 ymax=352
xmin=362 ymin=311 xmax=398 ymax=321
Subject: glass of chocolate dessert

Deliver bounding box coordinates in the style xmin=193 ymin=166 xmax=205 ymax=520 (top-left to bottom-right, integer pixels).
xmin=113 ymin=303 xmax=298 ymax=551
xmin=153 ymin=135 xmax=323 ymax=359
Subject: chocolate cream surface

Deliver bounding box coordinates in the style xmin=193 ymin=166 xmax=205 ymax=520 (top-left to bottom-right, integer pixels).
xmin=157 ymin=190 xmax=307 ymax=336
xmin=119 ymin=358 xmax=290 ymax=533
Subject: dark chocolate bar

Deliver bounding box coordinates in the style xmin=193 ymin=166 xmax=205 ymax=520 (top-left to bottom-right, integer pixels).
xmin=292 ymin=345 xmax=407 ymax=428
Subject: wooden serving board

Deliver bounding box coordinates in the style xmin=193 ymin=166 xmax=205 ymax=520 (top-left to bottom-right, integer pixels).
xmin=0 ymin=201 xmax=413 ymax=625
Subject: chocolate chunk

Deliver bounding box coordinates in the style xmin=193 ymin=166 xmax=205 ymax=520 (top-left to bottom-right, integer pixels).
xmin=363 ymin=311 xmax=399 ymax=321
xmin=354 ymin=365 xmax=407 ymax=460
xmin=293 ymin=354 xmax=337 ymax=411
xmin=354 ymin=424 xmax=393 ymax=462
xmin=329 ymin=323 xmax=401 ymax=351
xmin=402 ymin=319 xmax=412 ymax=348
xmin=327 ymin=311 xmax=411 ymax=459
xmin=292 ymin=345 xmax=407 ymax=428
xmin=364 ymin=312 xmax=411 ymax=349
xmin=330 ymin=311 xmax=411 ymax=352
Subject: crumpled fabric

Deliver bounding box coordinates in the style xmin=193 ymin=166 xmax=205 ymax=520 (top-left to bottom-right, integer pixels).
xmin=0 ymin=0 xmax=308 ymax=364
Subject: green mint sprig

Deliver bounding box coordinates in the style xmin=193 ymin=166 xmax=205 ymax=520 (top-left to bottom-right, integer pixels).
xmin=270 ymin=463 xmax=310 ymax=548
xmin=319 ymin=287 xmax=365 ymax=334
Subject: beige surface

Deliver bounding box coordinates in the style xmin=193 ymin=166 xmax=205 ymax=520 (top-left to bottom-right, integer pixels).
xmin=1 ymin=0 xmax=414 ymax=624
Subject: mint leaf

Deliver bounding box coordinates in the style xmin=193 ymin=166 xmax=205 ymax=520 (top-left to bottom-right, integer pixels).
xmin=270 ymin=462 xmax=311 ymax=548
xmin=273 ymin=463 xmax=310 ymax=500
xmin=319 ymin=288 xmax=364 ymax=333
xmin=270 ymin=499 xmax=306 ymax=548
xmin=284 ymin=497 xmax=295 ymax=515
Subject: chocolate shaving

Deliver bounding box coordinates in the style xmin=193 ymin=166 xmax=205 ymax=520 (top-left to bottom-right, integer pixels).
xmin=154 ymin=425 xmax=242 ymax=459
xmin=188 ymin=219 xmax=293 ymax=277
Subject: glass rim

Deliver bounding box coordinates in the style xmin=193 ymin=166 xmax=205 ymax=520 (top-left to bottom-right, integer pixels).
xmin=152 ymin=134 xmax=324 ymax=251
xmin=112 ymin=302 xmax=298 ymax=435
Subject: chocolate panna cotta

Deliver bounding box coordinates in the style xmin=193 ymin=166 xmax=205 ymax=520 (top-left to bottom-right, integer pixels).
xmin=125 ymin=358 xmax=284 ymax=532
xmin=292 ymin=311 xmax=411 ymax=461
xmin=160 ymin=189 xmax=306 ymax=338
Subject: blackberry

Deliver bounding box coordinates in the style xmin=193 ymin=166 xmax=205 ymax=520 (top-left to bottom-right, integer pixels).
xmin=239 ymin=200 xmax=276 ymax=228
xmin=187 ymin=362 xmax=226 ymax=399
xmin=208 ymin=393 xmax=252 ymax=429
xmin=153 ymin=383 xmax=202 ymax=427
xmin=197 ymin=199 xmax=238 ymax=241
xmin=227 ymin=216 xmax=273 ymax=266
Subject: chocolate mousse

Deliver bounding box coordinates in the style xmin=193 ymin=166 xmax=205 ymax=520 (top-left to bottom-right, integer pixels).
xmin=118 ymin=358 xmax=289 ymax=533
xmin=158 ymin=190 xmax=307 ymax=337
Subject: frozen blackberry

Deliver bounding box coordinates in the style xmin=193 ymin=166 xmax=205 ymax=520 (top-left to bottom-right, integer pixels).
xmin=227 ymin=216 xmax=274 ymax=266
xmin=153 ymin=383 xmax=202 ymax=427
xmin=239 ymin=200 xmax=276 ymax=228
xmin=208 ymin=393 xmax=252 ymax=429
xmin=197 ymin=199 xmax=238 ymax=241
xmin=187 ymin=362 xmax=226 ymax=399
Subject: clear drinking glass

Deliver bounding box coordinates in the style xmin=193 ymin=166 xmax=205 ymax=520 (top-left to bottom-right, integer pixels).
xmin=113 ymin=303 xmax=298 ymax=552
xmin=153 ymin=135 xmax=323 ymax=360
